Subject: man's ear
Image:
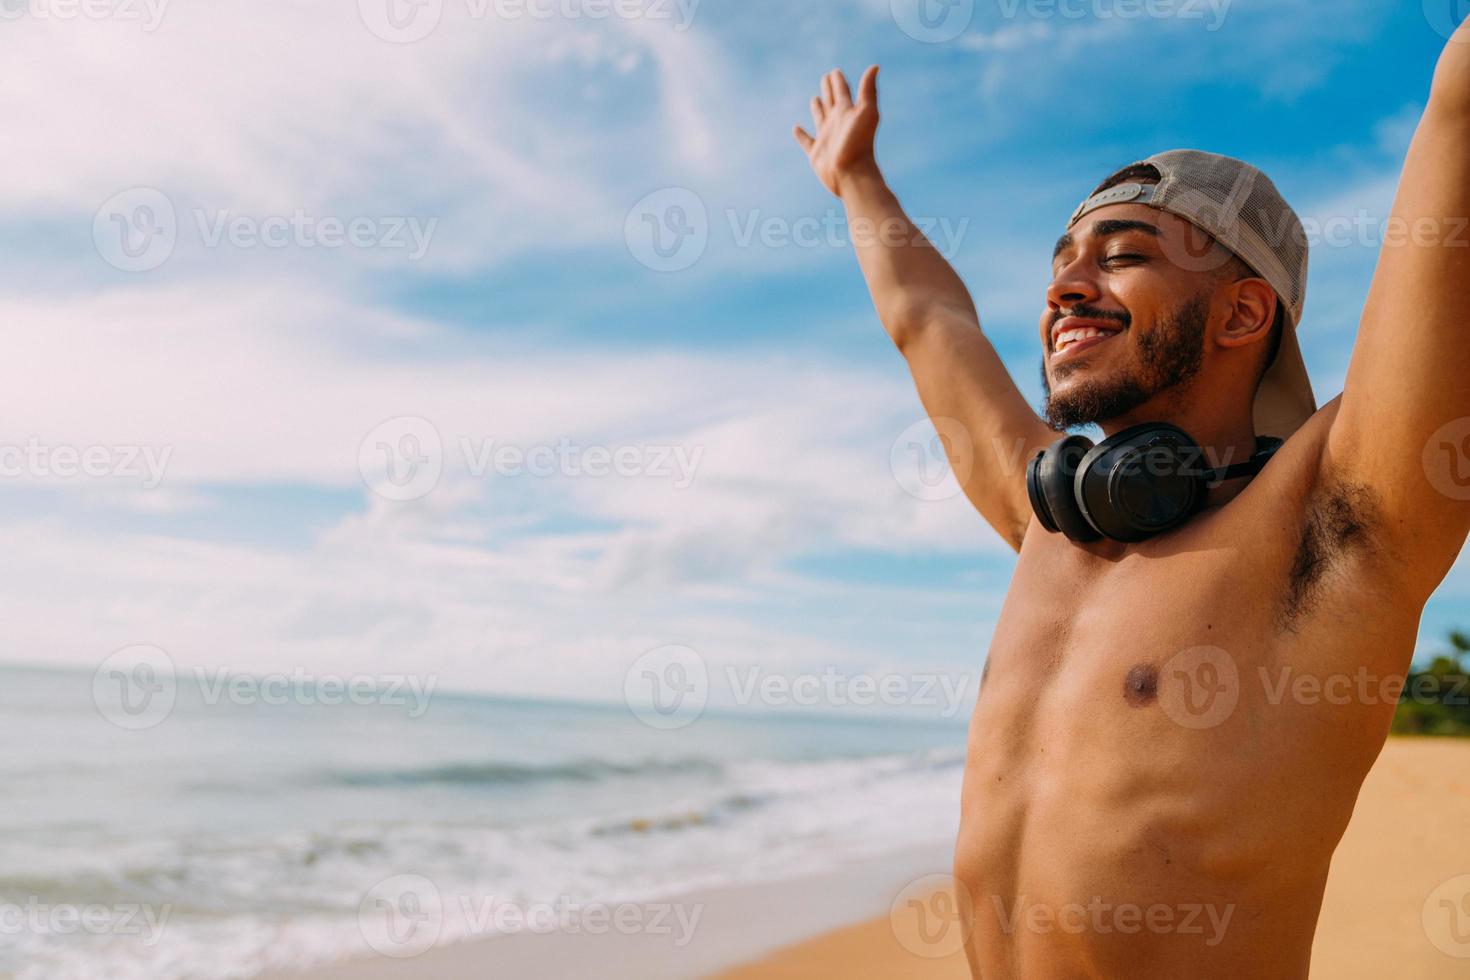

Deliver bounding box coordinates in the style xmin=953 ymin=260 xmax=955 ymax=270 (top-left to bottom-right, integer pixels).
xmin=1216 ymin=278 xmax=1276 ymax=351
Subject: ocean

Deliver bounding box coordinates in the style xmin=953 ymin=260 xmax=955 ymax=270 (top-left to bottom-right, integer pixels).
xmin=0 ymin=664 xmax=966 ymax=978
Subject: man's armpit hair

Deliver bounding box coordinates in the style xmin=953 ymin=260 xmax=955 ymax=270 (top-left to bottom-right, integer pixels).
xmin=1278 ymin=480 xmax=1382 ymax=633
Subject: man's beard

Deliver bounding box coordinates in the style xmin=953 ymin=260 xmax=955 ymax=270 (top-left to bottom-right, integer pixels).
xmin=1041 ymin=293 xmax=1210 ymax=430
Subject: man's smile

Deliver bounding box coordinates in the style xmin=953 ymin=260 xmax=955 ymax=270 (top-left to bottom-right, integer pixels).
xmin=1050 ymin=317 xmax=1126 ymax=362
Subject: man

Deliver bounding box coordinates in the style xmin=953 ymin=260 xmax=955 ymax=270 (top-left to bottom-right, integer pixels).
xmin=793 ymin=26 xmax=1470 ymax=980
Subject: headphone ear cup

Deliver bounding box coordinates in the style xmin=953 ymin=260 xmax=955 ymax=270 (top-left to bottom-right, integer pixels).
xmin=1075 ymin=423 xmax=1203 ymax=542
xmin=1030 ymin=435 xmax=1100 ymax=542
xmin=1026 ymin=450 xmax=1060 ymax=534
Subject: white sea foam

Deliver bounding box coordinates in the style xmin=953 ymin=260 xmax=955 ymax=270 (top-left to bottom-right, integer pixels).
xmin=0 ymin=667 xmax=967 ymax=978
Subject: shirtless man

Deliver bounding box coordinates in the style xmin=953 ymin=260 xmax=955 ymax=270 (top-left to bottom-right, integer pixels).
xmin=793 ymin=25 xmax=1470 ymax=980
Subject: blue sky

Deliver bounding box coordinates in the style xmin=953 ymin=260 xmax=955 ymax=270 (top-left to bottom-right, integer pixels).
xmin=2 ymin=0 xmax=1466 ymax=708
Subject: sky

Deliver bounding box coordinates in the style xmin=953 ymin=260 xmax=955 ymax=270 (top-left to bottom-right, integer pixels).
xmin=2 ymin=0 xmax=1466 ymax=711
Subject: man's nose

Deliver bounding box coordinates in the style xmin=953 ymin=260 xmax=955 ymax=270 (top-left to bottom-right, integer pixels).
xmin=1046 ymin=260 xmax=1101 ymax=310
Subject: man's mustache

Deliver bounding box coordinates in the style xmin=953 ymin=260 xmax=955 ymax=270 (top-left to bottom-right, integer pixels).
xmin=1049 ymin=306 xmax=1132 ymax=331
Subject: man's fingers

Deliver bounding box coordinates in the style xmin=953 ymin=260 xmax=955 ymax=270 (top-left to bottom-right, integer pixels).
xmin=793 ymin=126 xmax=815 ymax=152
xmin=858 ymin=65 xmax=879 ymax=106
xmin=810 ymin=97 xmax=826 ymax=129
xmin=832 ymin=69 xmax=854 ymax=107
xmin=821 ymin=71 xmax=834 ymax=108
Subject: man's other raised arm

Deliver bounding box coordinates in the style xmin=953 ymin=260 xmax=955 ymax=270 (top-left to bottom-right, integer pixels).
xmin=795 ymin=67 xmax=1054 ymax=551
xmin=1324 ymin=22 xmax=1470 ymax=596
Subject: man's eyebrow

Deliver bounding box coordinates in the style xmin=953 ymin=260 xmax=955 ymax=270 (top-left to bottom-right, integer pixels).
xmin=1052 ymin=219 xmax=1162 ymax=260
xmin=1093 ymin=219 xmax=1161 ymax=239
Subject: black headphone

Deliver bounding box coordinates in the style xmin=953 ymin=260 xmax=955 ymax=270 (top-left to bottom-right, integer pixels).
xmin=1026 ymin=422 xmax=1282 ymax=543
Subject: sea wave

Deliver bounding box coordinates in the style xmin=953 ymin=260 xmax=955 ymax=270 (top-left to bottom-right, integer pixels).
xmin=319 ymin=755 xmax=726 ymax=788
xmin=1 ymin=690 xmax=967 ymax=980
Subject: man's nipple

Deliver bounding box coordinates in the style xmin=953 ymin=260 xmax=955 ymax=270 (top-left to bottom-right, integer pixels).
xmin=1124 ymin=663 xmax=1159 ymax=706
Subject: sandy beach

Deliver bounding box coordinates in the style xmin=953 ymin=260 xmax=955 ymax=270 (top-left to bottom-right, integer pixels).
xmin=275 ymin=736 xmax=1470 ymax=979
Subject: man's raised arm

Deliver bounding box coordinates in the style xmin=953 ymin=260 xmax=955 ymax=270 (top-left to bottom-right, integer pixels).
xmin=1323 ymin=22 xmax=1470 ymax=596
xmin=794 ymin=67 xmax=1054 ymax=551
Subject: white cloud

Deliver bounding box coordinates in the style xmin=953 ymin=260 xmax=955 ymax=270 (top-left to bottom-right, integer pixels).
xmin=0 ymin=278 xmax=1001 ymax=694
xmin=0 ymin=0 xmax=778 ymax=275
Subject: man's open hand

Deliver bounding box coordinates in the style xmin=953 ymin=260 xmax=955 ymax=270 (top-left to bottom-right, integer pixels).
xmin=794 ymin=66 xmax=881 ymax=198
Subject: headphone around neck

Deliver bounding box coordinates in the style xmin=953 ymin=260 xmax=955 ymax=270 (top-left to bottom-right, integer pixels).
xmin=1025 ymin=422 xmax=1282 ymax=543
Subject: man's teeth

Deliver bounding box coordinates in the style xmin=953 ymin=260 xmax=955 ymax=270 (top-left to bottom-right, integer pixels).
xmin=1055 ymin=326 xmax=1115 ymax=352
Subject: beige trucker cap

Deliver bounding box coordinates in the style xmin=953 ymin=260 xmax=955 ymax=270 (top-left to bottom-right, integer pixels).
xmin=1068 ymin=149 xmax=1316 ymax=438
